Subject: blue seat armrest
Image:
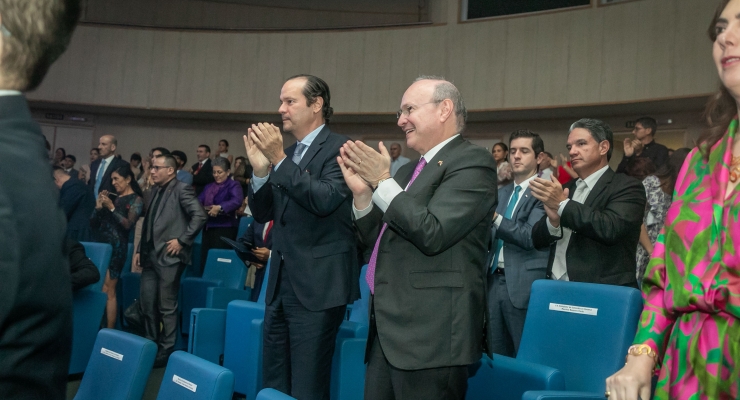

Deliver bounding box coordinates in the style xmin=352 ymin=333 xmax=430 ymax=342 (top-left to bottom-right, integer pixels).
xmin=489 ymin=355 xmax=566 ymax=400
xmin=331 ymin=337 xmax=367 ymax=400
xmin=338 ymin=321 xmax=369 ymax=339
xmin=206 ymin=287 xmax=252 ymax=309
xmin=188 ymin=308 xmax=227 ymax=365
xmin=522 ymin=391 xmax=606 ymax=400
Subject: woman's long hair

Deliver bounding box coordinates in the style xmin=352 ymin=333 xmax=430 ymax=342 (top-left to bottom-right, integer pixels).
xmin=699 ymin=0 xmax=736 ymax=160
xmin=111 ymin=165 xmax=144 ymax=198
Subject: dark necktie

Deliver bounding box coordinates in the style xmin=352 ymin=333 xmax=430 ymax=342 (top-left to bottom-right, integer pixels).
xmin=365 ymin=157 xmax=428 ymax=294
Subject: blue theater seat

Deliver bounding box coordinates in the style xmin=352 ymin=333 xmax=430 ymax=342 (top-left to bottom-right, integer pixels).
xmin=157 ymin=351 xmax=234 ymax=400
xmin=472 ymin=280 xmax=642 ymax=400
xmin=73 ymin=329 xmax=157 ymax=400
xmin=237 ymin=215 xmax=255 ymax=238
xmin=257 ymin=388 xmax=297 ymax=399
xmin=69 ymin=290 xmax=108 ymax=374
xmin=180 ymin=249 xmax=247 ymax=335
xmin=80 ymin=241 xmax=112 ymax=292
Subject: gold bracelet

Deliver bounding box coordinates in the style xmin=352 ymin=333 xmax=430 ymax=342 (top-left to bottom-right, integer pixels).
xmin=625 ymin=344 xmax=658 ymax=371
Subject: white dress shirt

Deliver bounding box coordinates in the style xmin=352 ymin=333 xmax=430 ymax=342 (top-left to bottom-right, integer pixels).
xmin=353 ymin=134 xmax=460 ymax=219
xmin=492 ymin=173 xmax=537 ymax=268
xmin=548 ymin=165 xmax=609 ymax=281
xmin=96 ymin=154 xmax=116 ymax=181
xmin=251 ymin=124 xmax=324 ymax=193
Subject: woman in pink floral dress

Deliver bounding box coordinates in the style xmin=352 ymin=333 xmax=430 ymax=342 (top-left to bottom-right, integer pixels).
xmin=606 ymin=1 xmax=740 ymax=399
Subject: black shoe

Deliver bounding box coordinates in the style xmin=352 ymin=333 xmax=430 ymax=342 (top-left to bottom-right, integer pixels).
xmin=153 ymin=352 xmax=170 ymax=369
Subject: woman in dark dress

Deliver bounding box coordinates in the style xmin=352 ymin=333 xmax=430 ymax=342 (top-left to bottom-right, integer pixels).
xmin=91 ymin=166 xmax=144 ymax=329
xmin=198 ymin=157 xmax=244 ymax=268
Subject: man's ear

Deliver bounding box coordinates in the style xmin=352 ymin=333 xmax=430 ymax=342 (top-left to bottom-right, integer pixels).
xmin=599 ymin=140 xmax=610 ymax=156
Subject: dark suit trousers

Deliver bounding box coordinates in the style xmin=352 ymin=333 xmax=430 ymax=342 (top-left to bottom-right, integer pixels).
xmin=140 ymin=250 xmax=186 ymax=354
xmin=262 ymin=263 xmax=346 ymax=400
xmin=486 ymin=270 xmax=527 ymax=358
xmin=365 ymin=301 xmax=469 ymax=400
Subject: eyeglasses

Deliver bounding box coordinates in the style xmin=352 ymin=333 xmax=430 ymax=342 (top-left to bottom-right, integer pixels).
xmin=150 ymin=165 xmax=170 ymax=171
xmin=396 ymin=101 xmax=440 ymax=119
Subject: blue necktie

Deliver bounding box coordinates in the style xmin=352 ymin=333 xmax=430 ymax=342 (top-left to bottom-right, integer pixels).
xmin=491 ymin=185 xmax=521 ymax=270
xmin=94 ymin=159 xmax=107 ymax=194
xmin=292 ymin=143 xmax=307 ymax=165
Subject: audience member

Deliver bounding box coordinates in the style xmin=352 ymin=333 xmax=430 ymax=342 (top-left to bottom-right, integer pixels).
xmin=65 ymin=237 xmax=101 ymax=291
xmin=551 ymin=152 xmax=578 ymax=185
xmin=486 ymin=130 xmax=550 ymax=358
xmin=78 ymin=164 xmax=90 ymax=184
xmin=137 ymin=147 xmax=168 ymax=187
xmin=530 ymin=118 xmax=646 ymax=287
xmin=493 ymin=142 xmax=513 ymax=188
xmin=171 ymin=150 xmax=193 ymax=185
xmin=607 ymin=2 xmax=740 ymax=397
xmin=633 ymin=149 xmax=690 ymax=286
xmin=191 ymin=144 xmax=215 ymax=195
xmin=616 ymin=116 xmax=670 ymax=173
xmin=89 ymin=147 xmax=100 ymax=163
xmin=0 ymin=0 xmax=81 ymax=398
xmin=217 ymin=139 xmax=233 ymax=165
xmin=133 ymin=154 xmax=205 ymax=367
xmin=245 ymin=74 xmax=359 ymax=400
xmin=232 ymin=155 xmax=252 ymax=194
xmin=624 ymin=157 xmax=656 ymax=181
xmin=63 ymin=154 xmax=79 ymax=179
xmin=339 ymin=76 xmax=497 ymax=399
xmin=388 ymin=142 xmax=410 ymax=177
xmin=54 ymin=166 xmax=93 ymax=242
xmin=91 ymin=165 xmax=144 ymax=329
xmin=197 ymin=157 xmax=243 ymax=268
xmin=130 ymin=152 xmax=144 ymax=180
xmin=240 ymin=219 xmax=273 ymax=302
xmin=537 ymin=151 xmax=555 ymax=180
xmin=53 ymin=146 xmax=66 ymax=167
xmin=89 ymin=134 xmax=129 ymax=198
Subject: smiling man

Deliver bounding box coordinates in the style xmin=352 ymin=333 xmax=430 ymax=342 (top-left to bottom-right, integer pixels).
xmin=529 ymin=118 xmax=646 ymax=287
xmin=338 ymin=76 xmax=497 ymax=399
xmin=244 ymin=74 xmax=358 ymax=400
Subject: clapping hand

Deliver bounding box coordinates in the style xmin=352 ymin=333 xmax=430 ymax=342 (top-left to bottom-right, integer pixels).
xmin=530 ymin=175 xmax=569 ymax=227
xmin=244 ymin=125 xmax=272 ymax=178
xmin=623 ymin=138 xmax=635 ymax=157
xmin=249 ymin=123 xmax=286 ymax=166
xmin=340 ymin=141 xmax=391 ymax=189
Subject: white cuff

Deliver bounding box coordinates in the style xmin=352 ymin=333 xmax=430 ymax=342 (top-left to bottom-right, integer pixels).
xmin=251 ymin=173 xmax=269 ymax=192
xmin=557 ymin=198 xmax=569 ymax=216
xmin=493 ymin=214 xmax=503 ymax=228
xmin=371 ymin=178 xmax=404 ymax=213
xmin=273 ymin=158 xmax=285 ymax=171
xmin=547 ymin=217 xmax=562 ymax=236
xmin=352 ymin=201 xmax=374 ymax=220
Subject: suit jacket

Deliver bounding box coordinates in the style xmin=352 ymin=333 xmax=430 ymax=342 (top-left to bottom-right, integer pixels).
xmin=0 ymin=95 xmax=72 ymax=399
xmin=65 ymin=237 xmax=101 ymax=291
xmin=59 ymin=178 xmax=94 ymax=242
xmin=191 ymin=159 xmax=214 ymax=195
xmin=139 ymin=179 xmax=207 ymax=266
xmin=249 ymin=125 xmax=359 ymax=312
xmin=532 ymin=168 xmax=646 ymax=287
xmin=242 ymin=220 xmax=273 ymax=250
xmin=354 ymin=136 xmax=498 ymax=370
xmin=89 ymin=155 xmax=129 ymax=197
xmin=486 ymin=182 xmax=549 ymax=309
xmin=67 ymin=168 xmax=79 ymax=180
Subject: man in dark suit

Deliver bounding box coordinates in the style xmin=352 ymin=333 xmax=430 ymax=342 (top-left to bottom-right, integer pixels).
xmin=63 ymin=154 xmax=79 ymax=179
xmin=133 ymin=154 xmax=206 ymax=367
xmin=191 ymin=144 xmax=214 ymax=195
xmin=89 ymin=134 xmax=129 ymax=199
xmin=54 ymin=166 xmax=94 ymax=242
xmin=0 ymin=1 xmax=81 ymax=398
xmin=245 ymin=74 xmax=359 ymax=400
xmin=240 ymin=219 xmax=273 ymax=302
xmin=486 ymin=130 xmax=550 ymax=358
xmin=339 ymin=76 xmax=498 ymax=399
xmin=530 ymin=118 xmax=646 ymax=287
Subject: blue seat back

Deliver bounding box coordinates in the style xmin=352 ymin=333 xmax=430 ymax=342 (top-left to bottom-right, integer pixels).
xmin=223 ymin=300 xmax=265 ymax=397
xmin=80 ymin=242 xmax=112 ymax=292
xmin=348 ymin=264 xmax=369 ymax=324
xmin=517 ymin=280 xmax=642 ymax=392
xmin=237 ymin=216 xmax=254 ymax=239
xmin=257 ymin=388 xmax=296 ymax=399
xmin=190 ymin=230 xmax=204 ymax=276
xmin=74 ymin=329 xmax=157 ymax=400
xmin=69 ymin=290 xmax=108 ymax=374
xmin=257 ymin=256 xmax=271 ymax=304
xmin=157 ymin=351 xmax=234 ymax=400
xmin=203 ymin=249 xmax=247 ymax=290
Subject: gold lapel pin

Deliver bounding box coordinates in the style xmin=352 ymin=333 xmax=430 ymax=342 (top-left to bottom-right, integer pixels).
xmin=438 ymin=161 xmax=443 ymax=166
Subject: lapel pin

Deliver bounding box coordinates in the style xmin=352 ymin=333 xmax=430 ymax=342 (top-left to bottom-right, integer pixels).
xmin=438 ymin=161 xmax=443 ymax=166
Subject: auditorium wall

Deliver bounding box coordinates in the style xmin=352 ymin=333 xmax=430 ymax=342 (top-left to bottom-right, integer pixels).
xmin=28 ymin=0 xmax=718 ymax=116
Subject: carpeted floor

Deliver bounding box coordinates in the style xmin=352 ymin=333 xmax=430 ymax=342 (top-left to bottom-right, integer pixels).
xmin=67 ymin=366 xmax=166 ymax=399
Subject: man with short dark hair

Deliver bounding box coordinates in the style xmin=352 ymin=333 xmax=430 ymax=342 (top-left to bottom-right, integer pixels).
xmin=191 ymin=144 xmax=213 ymax=195
xmin=133 ymin=154 xmax=206 ymax=367
xmin=89 ymin=134 xmax=129 ymax=198
xmin=530 ymin=118 xmax=646 ymax=287
xmin=245 ymin=74 xmax=359 ymax=400
xmin=389 ymin=142 xmax=410 ymax=177
xmin=0 ymin=1 xmax=81 ymax=398
xmin=538 ymin=151 xmax=555 ymax=180
xmin=486 ymin=130 xmax=549 ymax=357
xmin=54 ymin=166 xmax=93 ymax=241
xmin=616 ymin=116 xmax=669 ymax=173
xmin=171 ymin=150 xmax=193 ymax=185
xmin=63 ymin=154 xmax=79 ymax=179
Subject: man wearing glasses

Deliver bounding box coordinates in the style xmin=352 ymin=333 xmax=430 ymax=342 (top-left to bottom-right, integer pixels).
xmin=616 ymin=116 xmax=670 ymax=173
xmin=133 ymin=154 xmax=206 ymax=367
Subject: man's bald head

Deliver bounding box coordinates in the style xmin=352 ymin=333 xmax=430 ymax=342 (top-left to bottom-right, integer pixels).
xmin=98 ymin=135 xmax=117 ymax=158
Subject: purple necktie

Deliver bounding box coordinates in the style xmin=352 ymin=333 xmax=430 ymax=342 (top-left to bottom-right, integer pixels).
xmin=366 ymin=157 xmax=428 ymax=294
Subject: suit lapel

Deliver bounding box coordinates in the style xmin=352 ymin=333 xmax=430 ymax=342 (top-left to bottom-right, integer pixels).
xmin=512 ymin=186 xmax=532 ymax=219
xmin=497 ymin=184 xmax=514 ymax=215
xmin=298 ymin=126 xmax=330 ymax=171
xmin=154 ymin=181 xmax=176 ymax=224
xmin=583 ymin=168 xmax=613 ymax=206
xmin=404 ymin=136 xmax=464 ymax=196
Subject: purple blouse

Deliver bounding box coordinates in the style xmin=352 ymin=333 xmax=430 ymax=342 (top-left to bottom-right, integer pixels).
xmin=198 ymin=178 xmax=244 ymax=228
